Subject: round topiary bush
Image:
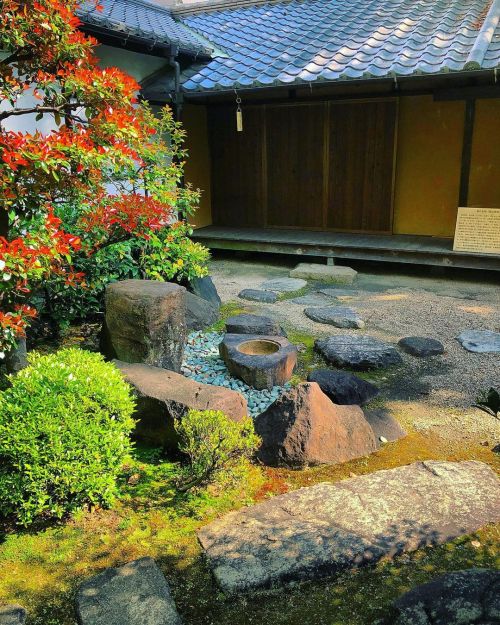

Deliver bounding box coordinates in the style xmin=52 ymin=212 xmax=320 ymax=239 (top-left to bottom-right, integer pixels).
xmin=0 ymin=348 xmax=136 ymax=525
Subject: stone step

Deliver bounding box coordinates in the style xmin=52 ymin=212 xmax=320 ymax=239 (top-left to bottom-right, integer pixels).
xmin=197 ymin=461 xmax=500 ymax=594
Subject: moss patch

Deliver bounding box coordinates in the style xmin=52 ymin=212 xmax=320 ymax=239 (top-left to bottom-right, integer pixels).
xmin=208 ymin=301 xmax=254 ymax=332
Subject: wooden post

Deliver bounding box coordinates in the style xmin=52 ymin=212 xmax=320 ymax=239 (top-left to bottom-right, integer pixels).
xmin=459 ymin=98 xmax=476 ymax=207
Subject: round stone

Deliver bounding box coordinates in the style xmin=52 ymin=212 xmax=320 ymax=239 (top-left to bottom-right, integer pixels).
xmin=456 ymin=330 xmax=500 ymax=353
xmin=398 ymin=336 xmax=445 ymax=357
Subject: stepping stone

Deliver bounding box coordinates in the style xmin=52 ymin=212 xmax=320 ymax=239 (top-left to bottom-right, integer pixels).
xmin=290 ymin=293 xmax=336 ymax=306
xmin=290 ymin=263 xmax=357 ymax=284
xmin=392 ymin=568 xmax=500 ymax=625
xmin=315 ymin=335 xmax=402 ymax=370
xmin=307 ymin=369 xmax=379 ymax=405
xmin=197 ymin=461 xmax=500 ymax=594
xmin=398 ymin=336 xmax=445 ymax=357
xmin=0 ymin=605 xmax=27 ymax=625
xmin=238 ymin=289 xmax=278 ymax=303
xmin=319 ymin=288 xmax=359 ymax=298
xmin=260 ymin=277 xmax=307 ymax=292
xmin=456 ymin=329 xmax=500 ymax=353
xmin=305 ymin=306 xmax=364 ymax=329
xmin=226 ymin=313 xmax=285 ymax=336
xmin=77 ymin=557 xmax=182 ymax=625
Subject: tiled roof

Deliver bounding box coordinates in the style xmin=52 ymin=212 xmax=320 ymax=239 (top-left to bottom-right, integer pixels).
xmin=179 ymin=0 xmax=500 ymax=92
xmin=77 ymin=0 xmax=213 ymax=56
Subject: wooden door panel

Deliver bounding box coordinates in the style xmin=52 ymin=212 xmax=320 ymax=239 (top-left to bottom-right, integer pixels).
xmin=208 ymin=106 xmax=265 ymax=227
xmin=328 ymin=100 xmax=397 ymax=233
xmin=266 ymin=104 xmax=325 ymax=228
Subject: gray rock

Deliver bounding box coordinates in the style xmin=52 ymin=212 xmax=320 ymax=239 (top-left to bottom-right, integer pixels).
xmin=4 ymin=338 xmax=27 ymax=373
xmin=238 ymin=289 xmax=278 ymax=303
xmin=103 ymin=280 xmax=186 ymax=372
xmin=0 ymin=605 xmax=26 ymax=625
xmin=115 ymin=361 xmax=247 ymax=448
xmin=77 ymin=557 xmax=182 ymax=625
xmin=456 ymin=330 xmax=500 ymax=353
xmin=392 ymin=568 xmax=500 ymax=625
xmin=305 ymin=306 xmax=364 ymax=329
xmin=315 ymin=335 xmax=402 ymax=370
xmin=185 ymin=292 xmax=218 ymax=331
xmin=398 ymin=336 xmax=444 ymax=357
xmin=197 ymin=461 xmax=500 ymax=594
xmin=364 ymin=408 xmax=407 ymax=442
xmin=307 ymin=369 xmax=379 ymax=405
xmin=219 ymin=334 xmax=297 ymax=390
xmin=187 ymin=275 xmax=221 ymax=308
xmin=225 ymin=314 xmax=285 ymax=336
xmin=255 ymin=382 xmax=377 ymax=467
xmin=260 ymin=277 xmax=307 ymax=292
xmin=290 ymin=263 xmax=357 ymax=284
xmin=290 ymin=293 xmax=336 ymax=306
xmin=318 ymin=288 xmax=359 ymax=297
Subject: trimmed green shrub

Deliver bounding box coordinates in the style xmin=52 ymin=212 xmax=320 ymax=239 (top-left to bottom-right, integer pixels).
xmin=175 ymin=409 xmax=260 ymax=492
xmin=0 ymin=348 xmax=136 ymax=525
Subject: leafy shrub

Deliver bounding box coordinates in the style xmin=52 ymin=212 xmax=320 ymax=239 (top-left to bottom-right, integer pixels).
xmin=0 ymin=348 xmax=136 ymax=525
xmin=141 ymin=221 xmax=210 ymax=283
xmin=175 ymin=410 xmax=260 ymax=492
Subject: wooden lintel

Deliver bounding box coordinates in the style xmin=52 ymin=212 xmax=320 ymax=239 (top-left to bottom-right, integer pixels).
xmin=459 ymin=98 xmax=476 ymax=208
xmin=434 ymin=85 xmax=500 ymax=101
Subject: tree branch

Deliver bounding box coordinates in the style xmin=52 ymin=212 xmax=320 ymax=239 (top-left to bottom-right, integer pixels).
xmin=0 ymin=102 xmax=81 ymax=122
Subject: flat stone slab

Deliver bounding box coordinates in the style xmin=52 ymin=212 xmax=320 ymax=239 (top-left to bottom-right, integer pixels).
xmin=225 ymin=313 xmax=284 ymax=336
xmin=0 ymin=605 xmax=26 ymax=625
xmin=305 ymin=306 xmax=364 ymax=329
xmin=260 ymin=277 xmax=307 ymax=292
xmin=238 ymin=289 xmax=278 ymax=303
xmin=290 ymin=263 xmax=357 ymax=284
xmin=77 ymin=557 xmax=182 ymax=625
xmin=456 ymin=330 xmax=500 ymax=353
xmin=197 ymin=461 xmax=500 ymax=594
xmin=398 ymin=336 xmax=444 ymax=357
xmin=315 ymin=335 xmax=402 ymax=370
xmin=290 ymin=293 xmax=337 ymax=306
xmin=392 ymin=568 xmax=500 ymax=625
xmin=318 ymin=288 xmax=359 ymax=298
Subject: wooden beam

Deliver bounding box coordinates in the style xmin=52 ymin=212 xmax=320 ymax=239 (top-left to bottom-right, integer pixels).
xmin=459 ymin=98 xmax=476 ymax=207
xmin=435 ymin=85 xmax=500 ymax=101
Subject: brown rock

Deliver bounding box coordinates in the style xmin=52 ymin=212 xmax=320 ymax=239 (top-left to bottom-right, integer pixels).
xmin=254 ymin=382 xmax=377 ymax=467
xmin=104 ymin=280 xmax=186 ymax=372
xmin=115 ymin=361 xmax=247 ymax=448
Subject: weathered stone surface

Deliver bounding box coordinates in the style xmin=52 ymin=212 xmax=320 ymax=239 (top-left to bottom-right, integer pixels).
xmin=260 ymin=277 xmax=307 ymax=292
xmin=290 ymin=263 xmax=357 ymax=284
xmin=364 ymin=408 xmax=407 ymax=442
xmin=318 ymin=288 xmax=359 ymax=297
xmin=307 ymin=369 xmax=379 ymax=405
xmin=0 ymin=605 xmax=26 ymax=625
xmin=398 ymin=336 xmax=444 ymax=357
xmin=315 ymin=335 xmax=403 ymax=370
xmin=219 ymin=334 xmax=297 ymax=390
xmin=225 ymin=313 xmax=285 ymax=336
xmin=115 ymin=361 xmax=247 ymax=447
xmin=104 ymin=280 xmax=186 ymax=372
xmin=238 ymin=289 xmax=278 ymax=303
xmin=305 ymin=306 xmax=364 ymax=329
xmin=456 ymin=330 xmax=500 ymax=353
xmin=187 ymin=275 xmax=221 ymax=308
xmin=254 ymin=382 xmax=377 ymax=467
xmin=185 ymin=292 xmax=218 ymax=331
xmin=4 ymin=338 xmax=27 ymax=373
xmin=77 ymin=557 xmax=182 ymax=625
xmin=197 ymin=461 xmax=500 ymax=594
xmin=291 ymin=293 xmax=337 ymax=306
xmin=392 ymin=569 xmax=500 ymax=625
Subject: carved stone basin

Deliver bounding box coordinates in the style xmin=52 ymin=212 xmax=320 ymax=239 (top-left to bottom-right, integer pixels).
xmin=220 ymin=334 xmax=297 ymax=390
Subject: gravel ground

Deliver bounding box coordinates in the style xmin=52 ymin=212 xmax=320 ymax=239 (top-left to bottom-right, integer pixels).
xmin=208 ymin=256 xmax=500 ymax=443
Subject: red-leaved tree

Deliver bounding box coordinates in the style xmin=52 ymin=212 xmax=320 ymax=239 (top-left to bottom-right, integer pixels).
xmin=0 ymin=0 xmax=197 ymax=357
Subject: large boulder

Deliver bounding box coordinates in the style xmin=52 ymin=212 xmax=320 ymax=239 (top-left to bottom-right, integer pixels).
xmin=315 ymin=335 xmax=402 ymax=370
xmin=115 ymin=361 xmax=247 ymax=448
xmin=307 ymin=369 xmax=379 ymax=405
xmin=254 ymin=382 xmax=377 ymax=467
xmin=77 ymin=557 xmax=182 ymax=625
xmin=225 ymin=313 xmax=285 ymax=336
xmin=0 ymin=605 xmax=27 ymax=625
xmin=392 ymin=569 xmax=500 ymax=625
xmin=187 ymin=275 xmax=221 ymax=308
xmin=185 ymin=292 xmax=218 ymax=331
xmin=103 ymin=280 xmax=186 ymax=372
xmin=197 ymin=461 xmax=500 ymax=594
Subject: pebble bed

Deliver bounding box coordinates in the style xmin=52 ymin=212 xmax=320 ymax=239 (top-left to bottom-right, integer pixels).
xmin=181 ymin=331 xmax=291 ymax=418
